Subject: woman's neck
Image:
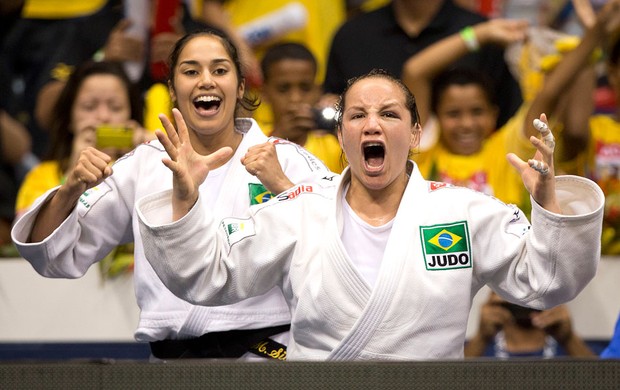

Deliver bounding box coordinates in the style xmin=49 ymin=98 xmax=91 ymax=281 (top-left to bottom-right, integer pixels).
xmin=189 ymin=126 xmax=243 ymax=169
xmin=345 ymin=172 xmax=409 ymax=227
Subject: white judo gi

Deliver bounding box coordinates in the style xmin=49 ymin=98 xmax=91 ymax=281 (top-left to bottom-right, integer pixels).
xmin=12 ymin=118 xmax=330 ymax=344
xmin=137 ymin=161 xmax=604 ymax=360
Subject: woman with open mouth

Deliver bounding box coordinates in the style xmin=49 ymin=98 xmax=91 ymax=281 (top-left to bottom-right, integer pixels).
xmin=136 ymin=69 xmax=604 ymax=361
xmin=11 ymin=30 xmax=331 ymax=361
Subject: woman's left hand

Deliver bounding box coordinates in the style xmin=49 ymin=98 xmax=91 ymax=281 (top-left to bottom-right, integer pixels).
xmin=242 ymin=140 xmax=293 ymax=195
xmin=507 ymin=113 xmax=562 ymax=214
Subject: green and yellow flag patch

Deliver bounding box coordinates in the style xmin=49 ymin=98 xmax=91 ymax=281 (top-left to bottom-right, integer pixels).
xmin=420 ymin=221 xmax=472 ymax=271
xmin=249 ymin=183 xmax=274 ymax=205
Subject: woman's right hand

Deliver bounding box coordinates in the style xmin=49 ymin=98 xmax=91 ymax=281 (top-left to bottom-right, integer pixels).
xmin=156 ymin=108 xmax=233 ymax=220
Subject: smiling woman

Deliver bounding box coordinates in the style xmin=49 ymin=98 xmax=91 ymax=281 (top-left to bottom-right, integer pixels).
xmin=166 ymin=32 xmax=257 ymax=157
xmin=136 ymin=68 xmax=605 ymax=361
xmin=11 ymin=30 xmax=331 ymax=361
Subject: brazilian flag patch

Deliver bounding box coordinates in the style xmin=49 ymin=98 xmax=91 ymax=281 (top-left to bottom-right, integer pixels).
xmin=249 ymin=183 xmax=274 ymax=205
xmin=420 ymin=221 xmax=472 ymax=271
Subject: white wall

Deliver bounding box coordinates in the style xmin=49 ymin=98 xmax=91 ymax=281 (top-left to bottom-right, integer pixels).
xmin=0 ymin=257 xmax=618 ymax=342
xmin=0 ymin=258 xmax=138 ymax=341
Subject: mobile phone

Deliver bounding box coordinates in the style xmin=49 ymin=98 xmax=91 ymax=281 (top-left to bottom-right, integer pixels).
xmin=500 ymin=302 xmax=541 ymax=328
xmin=96 ymin=125 xmax=134 ymax=149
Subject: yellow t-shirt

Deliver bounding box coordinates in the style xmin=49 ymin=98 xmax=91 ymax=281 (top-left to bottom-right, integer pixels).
xmin=414 ymin=106 xmax=532 ymax=211
xmin=22 ymin=0 xmax=107 ymax=19
xmin=304 ymin=131 xmax=344 ymax=174
xmin=15 ymin=161 xmax=63 ymax=217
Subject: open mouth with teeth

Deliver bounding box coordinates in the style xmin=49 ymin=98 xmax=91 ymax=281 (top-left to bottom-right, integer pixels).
xmin=193 ymin=95 xmax=221 ymax=114
xmin=363 ymin=142 xmax=385 ymax=169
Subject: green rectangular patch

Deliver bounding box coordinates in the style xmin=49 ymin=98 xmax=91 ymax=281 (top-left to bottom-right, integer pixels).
xmin=248 ymin=183 xmax=274 ymax=205
xmin=419 ymin=221 xmax=472 ymax=271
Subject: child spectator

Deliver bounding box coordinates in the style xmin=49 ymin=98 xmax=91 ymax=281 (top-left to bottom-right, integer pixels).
xmin=260 ymin=42 xmax=343 ymax=173
xmin=401 ymin=18 xmax=533 ymax=210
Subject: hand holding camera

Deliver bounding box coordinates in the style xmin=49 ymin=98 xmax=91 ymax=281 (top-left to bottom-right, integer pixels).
xmin=529 ymin=304 xmax=575 ymax=343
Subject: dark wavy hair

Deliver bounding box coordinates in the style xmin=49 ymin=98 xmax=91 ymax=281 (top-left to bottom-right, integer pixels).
xmin=167 ymin=29 xmax=260 ymax=115
xmin=47 ymin=60 xmax=142 ymax=172
xmin=336 ymin=68 xmax=420 ymax=132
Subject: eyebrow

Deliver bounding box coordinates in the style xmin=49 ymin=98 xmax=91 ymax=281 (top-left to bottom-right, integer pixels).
xmin=346 ymin=100 xmax=402 ymax=111
xmin=179 ymin=58 xmax=232 ymax=67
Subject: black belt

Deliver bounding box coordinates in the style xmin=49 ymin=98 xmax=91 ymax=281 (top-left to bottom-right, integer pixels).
xmin=149 ymin=324 xmax=290 ymax=360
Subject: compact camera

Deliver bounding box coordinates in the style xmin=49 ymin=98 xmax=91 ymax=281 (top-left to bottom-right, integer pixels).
xmin=96 ymin=125 xmax=134 ymax=149
xmin=312 ymin=107 xmax=338 ymax=132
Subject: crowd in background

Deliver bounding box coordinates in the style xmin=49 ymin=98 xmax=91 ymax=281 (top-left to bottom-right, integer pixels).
xmin=1 ymin=0 xmax=619 ymax=359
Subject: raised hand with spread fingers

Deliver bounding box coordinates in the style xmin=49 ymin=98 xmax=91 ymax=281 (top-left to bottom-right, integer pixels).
xmin=507 ymin=113 xmax=561 ymax=214
xmin=157 ymin=108 xmax=233 ymax=220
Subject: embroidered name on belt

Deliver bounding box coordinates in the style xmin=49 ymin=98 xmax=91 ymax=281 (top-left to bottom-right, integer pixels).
xmin=249 ymin=339 xmax=287 ymax=360
xmin=420 ymin=221 xmax=472 ymax=270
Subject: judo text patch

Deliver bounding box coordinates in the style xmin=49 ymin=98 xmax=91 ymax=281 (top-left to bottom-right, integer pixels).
xmin=420 ymin=221 xmax=472 ymax=271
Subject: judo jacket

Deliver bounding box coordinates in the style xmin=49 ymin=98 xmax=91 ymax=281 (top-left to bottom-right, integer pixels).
xmin=12 ymin=118 xmax=330 ymax=342
xmin=137 ymin=162 xmax=604 ymax=360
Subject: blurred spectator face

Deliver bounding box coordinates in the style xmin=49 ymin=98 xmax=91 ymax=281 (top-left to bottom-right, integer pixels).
xmin=71 ymin=74 xmax=131 ymax=131
xmin=435 ymin=84 xmax=498 ymax=156
xmin=262 ymin=58 xmax=320 ymax=123
xmin=70 ymin=74 xmax=131 ymax=152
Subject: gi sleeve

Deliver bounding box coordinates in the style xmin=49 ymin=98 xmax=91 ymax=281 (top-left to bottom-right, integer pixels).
xmin=12 ymin=179 xmax=134 ymax=278
xmin=482 ymin=175 xmax=604 ymax=309
xmin=137 ymin=189 xmax=296 ymax=306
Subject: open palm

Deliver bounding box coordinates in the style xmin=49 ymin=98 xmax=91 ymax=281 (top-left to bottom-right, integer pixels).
xmin=506 ymin=113 xmax=561 ymax=213
xmin=157 ymin=108 xmax=232 ymax=220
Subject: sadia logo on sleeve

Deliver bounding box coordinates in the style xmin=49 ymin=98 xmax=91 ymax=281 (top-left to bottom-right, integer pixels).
xmin=420 ymin=221 xmax=471 ymax=270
